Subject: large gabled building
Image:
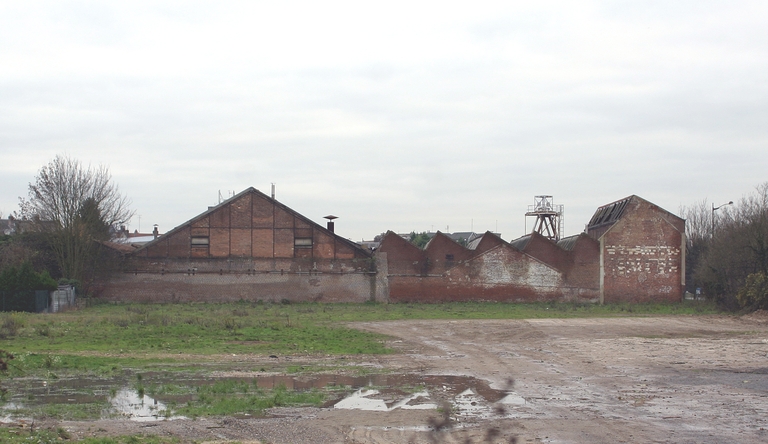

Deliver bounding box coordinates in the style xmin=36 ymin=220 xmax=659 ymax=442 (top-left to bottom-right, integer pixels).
xmin=97 ymin=188 xmax=382 ymax=303
xmin=585 ymin=195 xmax=685 ymax=303
xmin=132 ymin=187 xmax=369 ymax=264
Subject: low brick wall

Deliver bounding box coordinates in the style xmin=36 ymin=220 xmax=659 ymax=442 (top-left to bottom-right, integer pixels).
xmin=94 ymin=270 xmax=379 ymax=303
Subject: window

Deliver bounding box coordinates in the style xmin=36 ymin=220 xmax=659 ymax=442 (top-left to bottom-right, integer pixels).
xmin=445 ymin=254 xmax=455 ymax=261
xmin=294 ymin=238 xmax=313 ymax=248
xmin=191 ymin=236 xmax=209 ymax=247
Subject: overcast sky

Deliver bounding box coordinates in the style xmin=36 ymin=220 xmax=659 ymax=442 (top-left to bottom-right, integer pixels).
xmin=1 ymin=1 xmax=766 ymax=242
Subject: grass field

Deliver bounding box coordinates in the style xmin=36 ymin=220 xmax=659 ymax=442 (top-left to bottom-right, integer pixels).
xmin=0 ymin=300 xmax=719 ymax=371
xmin=0 ymin=300 xmax=719 ymax=357
xmin=0 ymin=300 xmax=720 ymax=431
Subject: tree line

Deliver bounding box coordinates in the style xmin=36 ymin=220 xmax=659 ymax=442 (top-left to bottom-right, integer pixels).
xmin=680 ymin=182 xmax=768 ymax=310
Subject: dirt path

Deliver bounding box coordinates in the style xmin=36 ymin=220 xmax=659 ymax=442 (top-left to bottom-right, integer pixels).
xmin=57 ymin=315 xmax=768 ymax=443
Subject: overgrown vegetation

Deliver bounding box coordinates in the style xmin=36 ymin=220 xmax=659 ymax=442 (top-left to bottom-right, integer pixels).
xmin=0 ymin=261 xmax=57 ymax=312
xmin=409 ymin=231 xmax=432 ymax=248
xmin=680 ymin=182 xmax=768 ymax=310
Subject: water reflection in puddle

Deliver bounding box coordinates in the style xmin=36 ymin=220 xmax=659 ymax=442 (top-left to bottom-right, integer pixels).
xmin=330 ymin=377 xmax=525 ymax=418
xmin=110 ymin=389 xmax=186 ymax=422
xmin=1 ymin=372 xmax=524 ymax=421
xmin=334 ymin=389 xmax=437 ymax=411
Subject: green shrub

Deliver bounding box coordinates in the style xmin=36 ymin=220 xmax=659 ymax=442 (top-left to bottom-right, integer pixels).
xmin=737 ymin=272 xmax=768 ymax=310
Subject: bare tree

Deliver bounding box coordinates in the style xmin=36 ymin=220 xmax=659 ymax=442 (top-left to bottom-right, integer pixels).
xmin=18 ymin=155 xmax=134 ymax=286
xmin=691 ymin=182 xmax=768 ymax=308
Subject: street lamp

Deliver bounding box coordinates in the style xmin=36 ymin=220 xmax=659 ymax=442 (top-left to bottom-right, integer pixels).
xmin=711 ymin=201 xmax=733 ymax=238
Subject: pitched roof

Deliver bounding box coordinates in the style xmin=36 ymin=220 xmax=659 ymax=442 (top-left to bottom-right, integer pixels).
xmin=556 ymin=234 xmax=581 ymax=251
xmin=132 ymin=187 xmax=369 ymax=257
xmin=587 ymin=196 xmax=632 ymax=231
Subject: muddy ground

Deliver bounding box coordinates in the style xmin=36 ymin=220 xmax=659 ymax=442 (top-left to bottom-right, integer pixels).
xmin=32 ymin=314 xmax=768 ymax=443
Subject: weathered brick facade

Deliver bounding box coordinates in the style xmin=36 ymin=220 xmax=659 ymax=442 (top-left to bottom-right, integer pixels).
xmin=586 ymin=195 xmax=685 ymax=303
xmin=98 ymin=191 xmax=683 ymax=304
xmin=97 ymin=188 xmax=380 ymax=303
xmin=377 ymin=195 xmax=683 ymax=304
xmin=379 ymin=231 xmax=599 ymax=303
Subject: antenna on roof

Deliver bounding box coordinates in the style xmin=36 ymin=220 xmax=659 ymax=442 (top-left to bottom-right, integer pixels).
xmin=271 ymin=183 xmax=275 ymax=200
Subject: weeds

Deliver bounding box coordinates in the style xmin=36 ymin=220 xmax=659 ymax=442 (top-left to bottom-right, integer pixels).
xmin=0 ymin=427 xmax=179 ymax=443
xmin=0 ymin=314 xmax=23 ymax=339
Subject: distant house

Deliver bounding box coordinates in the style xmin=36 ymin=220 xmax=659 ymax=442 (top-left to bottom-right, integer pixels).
xmin=110 ymin=225 xmax=159 ymax=249
xmin=0 ymin=217 xmax=46 ymax=236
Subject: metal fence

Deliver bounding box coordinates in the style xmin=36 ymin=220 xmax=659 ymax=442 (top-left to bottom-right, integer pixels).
xmin=51 ymin=286 xmax=76 ymax=312
xmin=0 ymin=286 xmax=76 ymax=313
xmin=0 ymin=290 xmax=49 ymax=312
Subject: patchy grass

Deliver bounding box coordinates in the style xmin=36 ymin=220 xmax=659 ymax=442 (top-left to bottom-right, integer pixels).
xmin=0 ymin=302 xmax=717 ymax=356
xmin=0 ymin=302 xmax=392 ymax=360
xmin=0 ymin=300 xmax=719 ymax=376
xmin=173 ymin=382 xmax=326 ymax=418
xmin=0 ymin=300 xmax=723 ymax=425
xmin=0 ymin=427 xmax=180 ymax=444
xmin=10 ymin=401 xmax=110 ymax=421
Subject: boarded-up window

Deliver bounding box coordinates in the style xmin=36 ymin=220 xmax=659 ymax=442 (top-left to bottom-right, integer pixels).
xmin=191 ymin=236 xmax=210 ymax=246
xmin=294 ymin=238 xmax=313 ymax=248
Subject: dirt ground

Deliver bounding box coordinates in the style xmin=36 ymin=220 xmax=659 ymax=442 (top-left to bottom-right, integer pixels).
xmin=50 ymin=314 xmax=768 ymax=443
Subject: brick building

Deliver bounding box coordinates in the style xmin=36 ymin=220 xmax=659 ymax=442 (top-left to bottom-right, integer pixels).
xmin=96 ymin=188 xmax=384 ymax=303
xmin=378 ymin=230 xmax=599 ymax=303
xmin=97 ymin=191 xmax=683 ymax=304
xmin=585 ymin=195 xmax=685 ymax=303
xmin=377 ymin=195 xmax=683 ymax=304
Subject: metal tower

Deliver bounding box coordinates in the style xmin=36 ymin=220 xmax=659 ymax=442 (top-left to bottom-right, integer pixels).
xmin=525 ymin=195 xmax=564 ymax=241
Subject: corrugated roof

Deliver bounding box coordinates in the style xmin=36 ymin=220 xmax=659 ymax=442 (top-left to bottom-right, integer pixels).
xmin=587 ymin=196 xmax=631 ymax=229
xmin=509 ymin=234 xmax=532 ymax=250
xmin=556 ymin=234 xmax=580 ymax=251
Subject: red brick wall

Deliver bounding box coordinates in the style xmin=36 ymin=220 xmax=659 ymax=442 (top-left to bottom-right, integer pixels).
xmin=564 ymin=234 xmax=600 ymax=295
xmin=135 ymin=189 xmax=369 ymax=262
xmin=601 ymin=199 xmax=684 ymax=303
xmin=96 ymin=271 xmax=376 ymax=303
xmin=385 ymin=242 xmax=597 ymax=303
xmin=523 ymin=231 xmax=571 ymax=272
xmin=423 ymin=233 xmax=473 ymax=274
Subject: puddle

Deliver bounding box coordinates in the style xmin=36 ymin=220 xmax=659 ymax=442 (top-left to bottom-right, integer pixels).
xmin=329 ymin=376 xmax=525 ymax=418
xmin=110 ymin=388 xmax=186 ymax=421
xmin=334 ymin=389 xmax=437 ymax=411
xmin=0 ymin=372 xmax=524 ymax=421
